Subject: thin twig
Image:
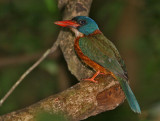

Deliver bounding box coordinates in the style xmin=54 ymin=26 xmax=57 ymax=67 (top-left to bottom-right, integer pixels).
xmin=0 ymin=50 xmax=60 ymax=68
xmin=0 ymin=39 xmax=60 ymax=107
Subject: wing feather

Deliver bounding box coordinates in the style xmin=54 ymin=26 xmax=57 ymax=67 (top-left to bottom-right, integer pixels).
xmin=79 ymin=33 xmax=127 ymax=78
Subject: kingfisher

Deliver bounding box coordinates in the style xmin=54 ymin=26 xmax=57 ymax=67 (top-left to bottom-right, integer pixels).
xmin=54 ymin=16 xmax=141 ymax=113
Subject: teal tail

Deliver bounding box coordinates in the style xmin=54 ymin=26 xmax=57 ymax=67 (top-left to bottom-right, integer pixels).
xmin=118 ymin=77 xmax=141 ymax=113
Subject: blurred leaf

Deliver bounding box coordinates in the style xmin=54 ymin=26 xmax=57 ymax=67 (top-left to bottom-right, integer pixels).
xmin=44 ymin=0 xmax=57 ymax=13
xmin=40 ymin=60 xmax=58 ymax=75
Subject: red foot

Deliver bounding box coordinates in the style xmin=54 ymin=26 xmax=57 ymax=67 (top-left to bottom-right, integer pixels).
xmin=83 ymin=78 xmax=98 ymax=83
xmin=100 ymin=72 xmax=105 ymax=75
xmin=83 ymin=70 xmax=101 ymax=83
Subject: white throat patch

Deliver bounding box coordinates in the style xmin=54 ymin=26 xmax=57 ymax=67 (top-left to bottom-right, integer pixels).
xmin=70 ymin=28 xmax=84 ymax=37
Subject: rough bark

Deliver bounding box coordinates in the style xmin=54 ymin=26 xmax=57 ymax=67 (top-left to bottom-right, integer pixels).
xmin=0 ymin=0 xmax=126 ymax=120
xmin=58 ymin=0 xmax=95 ymax=80
xmin=0 ymin=75 xmax=125 ymax=121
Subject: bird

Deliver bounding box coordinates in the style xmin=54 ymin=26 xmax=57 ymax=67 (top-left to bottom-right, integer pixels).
xmin=54 ymin=16 xmax=141 ymax=113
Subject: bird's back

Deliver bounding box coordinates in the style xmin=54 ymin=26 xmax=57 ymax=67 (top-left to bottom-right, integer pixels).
xmin=77 ymin=33 xmax=128 ymax=78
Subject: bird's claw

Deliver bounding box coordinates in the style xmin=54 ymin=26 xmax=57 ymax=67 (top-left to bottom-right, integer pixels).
xmin=83 ymin=78 xmax=98 ymax=83
xmin=99 ymin=72 xmax=105 ymax=75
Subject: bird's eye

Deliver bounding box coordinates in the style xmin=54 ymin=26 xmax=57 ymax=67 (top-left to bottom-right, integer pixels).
xmin=79 ymin=20 xmax=86 ymax=25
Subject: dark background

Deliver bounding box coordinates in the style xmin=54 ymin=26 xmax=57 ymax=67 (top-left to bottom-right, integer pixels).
xmin=0 ymin=0 xmax=160 ymax=121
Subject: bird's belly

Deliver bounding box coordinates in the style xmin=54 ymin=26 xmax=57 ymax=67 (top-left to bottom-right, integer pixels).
xmin=74 ymin=37 xmax=107 ymax=73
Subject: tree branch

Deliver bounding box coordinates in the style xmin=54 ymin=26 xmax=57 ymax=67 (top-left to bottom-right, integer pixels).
xmin=0 ymin=0 xmax=126 ymax=120
xmin=0 ymin=75 xmax=125 ymax=121
xmin=0 ymin=37 xmax=60 ymax=107
xmin=0 ymin=50 xmax=60 ymax=68
xmin=58 ymin=0 xmax=95 ymax=81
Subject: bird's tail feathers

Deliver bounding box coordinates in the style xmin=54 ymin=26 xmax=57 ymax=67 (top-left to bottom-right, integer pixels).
xmin=118 ymin=76 xmax=141 ymax=113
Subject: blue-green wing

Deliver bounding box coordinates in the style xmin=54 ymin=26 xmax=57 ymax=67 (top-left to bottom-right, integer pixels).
xmin=79 ymin=34 xmax=126 ymax=78
xmin=78 ymin=34 xmax=141 ymax=113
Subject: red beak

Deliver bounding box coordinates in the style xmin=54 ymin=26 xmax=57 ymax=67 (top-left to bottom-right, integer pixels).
xmin=54 ymin=20 xmax=80 ymax=28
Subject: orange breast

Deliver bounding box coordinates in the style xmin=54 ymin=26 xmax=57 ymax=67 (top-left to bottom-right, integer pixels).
xmin=74 ymin=37 xmax=107 ymax=73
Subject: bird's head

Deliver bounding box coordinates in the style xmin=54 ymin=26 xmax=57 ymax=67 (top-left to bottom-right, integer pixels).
xmin=54 ymin=16 xmax=99 ymax=37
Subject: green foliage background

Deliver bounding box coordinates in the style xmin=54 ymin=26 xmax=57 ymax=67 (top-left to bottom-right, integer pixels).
xmin=0 ymin=0 xmax=160 ymax=121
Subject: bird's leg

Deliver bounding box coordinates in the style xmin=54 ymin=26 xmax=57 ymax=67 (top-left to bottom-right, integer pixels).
xmin=99 ymin=71 xmax=117 ymax=80
xmin=83 ymin=71 xmax=117 ymax=83
xmin=83 ymin=70 xmax=101 ymax=83
xmin=106 ymin=71 xmax=117 ymax=80
xmin=111 ymin=73 xmax=117 ymax=79
xmin=99 ymin=70 xmax=117 ymax=80
xmin=99 ymin=72 xmax=105 ymax=75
